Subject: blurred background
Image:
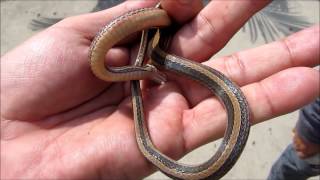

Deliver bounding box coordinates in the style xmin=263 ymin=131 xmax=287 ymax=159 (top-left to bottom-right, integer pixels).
xmin=1 ymin=0 xmax=319 ymax=179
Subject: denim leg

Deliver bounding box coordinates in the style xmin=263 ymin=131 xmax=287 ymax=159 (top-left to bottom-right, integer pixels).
xmin=267 ymin=144 xmax=320 ymax=180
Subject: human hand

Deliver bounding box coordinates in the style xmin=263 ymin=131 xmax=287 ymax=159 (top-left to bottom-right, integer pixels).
xmin=1 ymin=0 xmax=319 ymax=179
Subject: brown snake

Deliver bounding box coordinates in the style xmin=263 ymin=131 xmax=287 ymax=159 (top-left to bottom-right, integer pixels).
xmin=89 ymin=4 xmax=250 ymax=180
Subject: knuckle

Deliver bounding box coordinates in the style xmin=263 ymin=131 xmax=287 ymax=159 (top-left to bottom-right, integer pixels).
xmin=223 ymin=53 xmax=247 ymax=85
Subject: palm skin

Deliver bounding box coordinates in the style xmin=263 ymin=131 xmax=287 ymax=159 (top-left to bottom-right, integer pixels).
xmin=1 ymin=0 xmax=319 ymax=179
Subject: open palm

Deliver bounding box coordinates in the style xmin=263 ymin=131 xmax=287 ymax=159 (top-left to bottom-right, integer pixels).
xmin=1 ymin=1 xmax=319 ymax=179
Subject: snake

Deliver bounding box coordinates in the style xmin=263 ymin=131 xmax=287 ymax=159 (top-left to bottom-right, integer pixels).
xmin=88 ymin=4 xmax=250 ymax=180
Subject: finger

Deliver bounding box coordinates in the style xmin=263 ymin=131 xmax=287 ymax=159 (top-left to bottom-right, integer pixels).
xmin=55 ymin=0 xmax=158 ymax=38
xmin=105 ymin=47 xmax=130 ymax=67
xmin=160 ymin=0 xmax=203 ymax=23
xmin=207 ymin=25 xmax=320 ymax=86
xmin=245 ymin=68 xmax=319 ymax=123
xmin=170 ymin=0 xmax=271 ymax=61
xmin=174 ymin=25 xmax=320 ymax=106
xmin=183 ymin=67 xmax=319 ymax=150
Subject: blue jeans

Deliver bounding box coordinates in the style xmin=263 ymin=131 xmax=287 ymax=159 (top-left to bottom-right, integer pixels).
xmin=268 ymin=144 xmax=320 ymax=180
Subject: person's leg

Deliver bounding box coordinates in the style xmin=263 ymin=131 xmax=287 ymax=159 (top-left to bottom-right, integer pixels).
xmin=268 ymin=144 xmax=319 ymax=180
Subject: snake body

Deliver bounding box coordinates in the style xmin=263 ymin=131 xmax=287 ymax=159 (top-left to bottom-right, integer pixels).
xmin=89 ymin=8 xmax=170 ymax=82
xmin=89 ymin=6 xmax=250 ymax=180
